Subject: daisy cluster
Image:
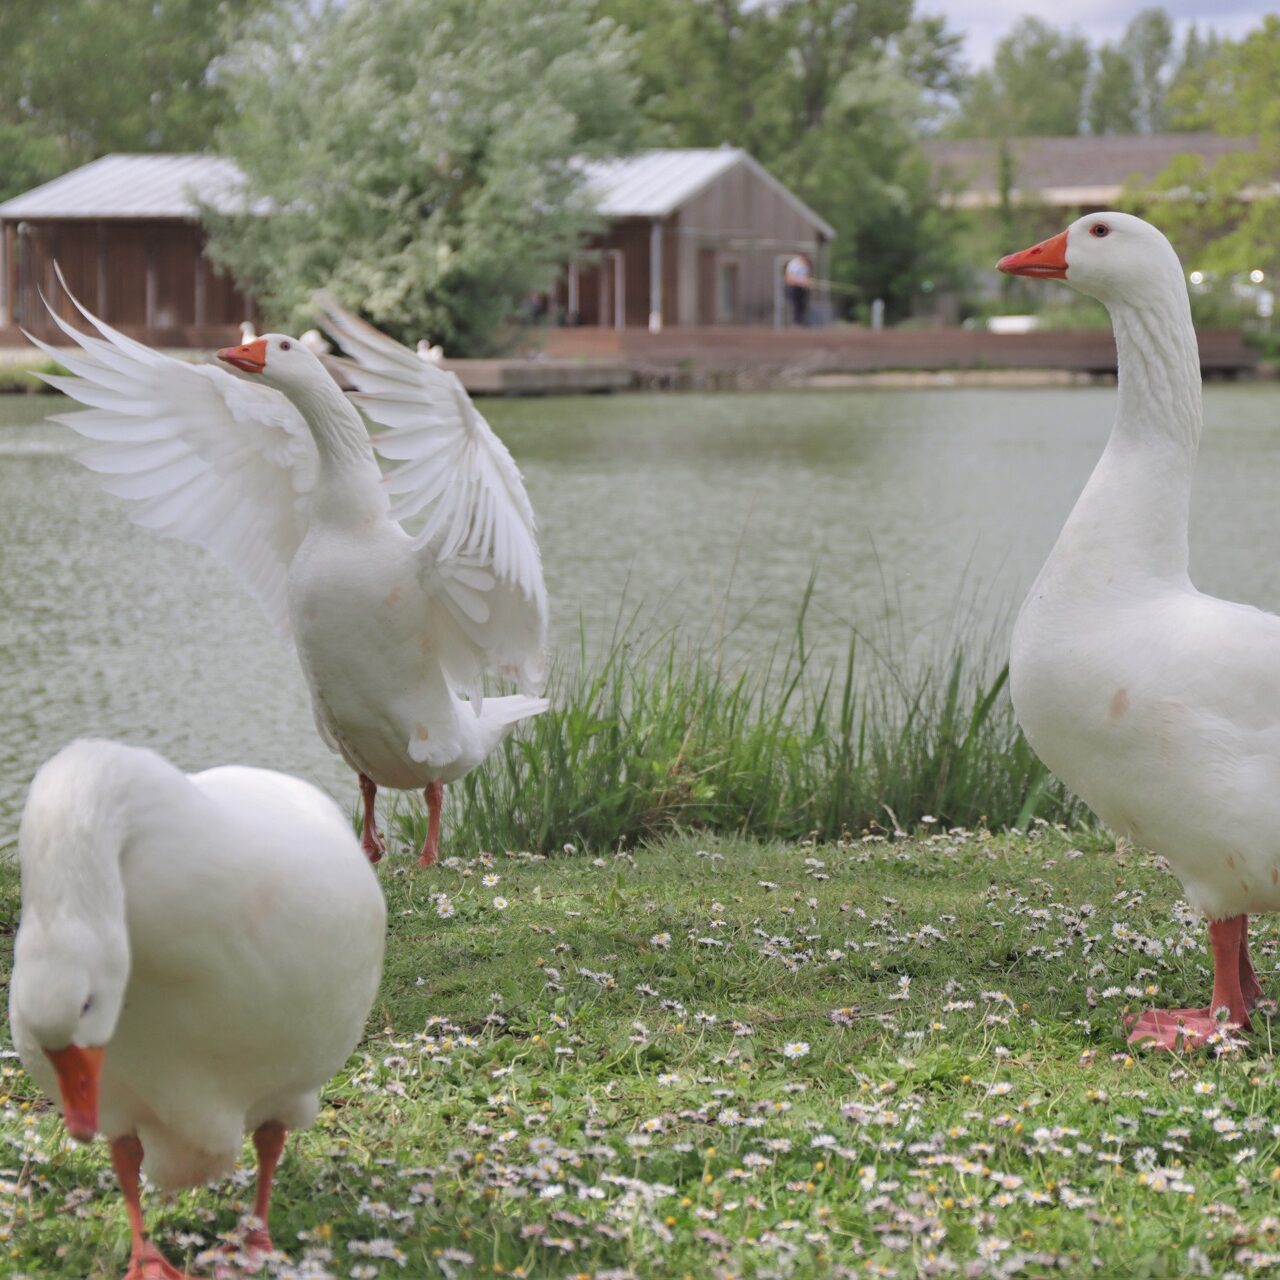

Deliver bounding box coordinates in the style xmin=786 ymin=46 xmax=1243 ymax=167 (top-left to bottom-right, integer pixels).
xmin=6 ymin=826 xmax=1280 ymax=1276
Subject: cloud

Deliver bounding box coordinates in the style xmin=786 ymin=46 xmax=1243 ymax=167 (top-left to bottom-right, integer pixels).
xmin=919 ymin=0 xmax=1273 ymax=68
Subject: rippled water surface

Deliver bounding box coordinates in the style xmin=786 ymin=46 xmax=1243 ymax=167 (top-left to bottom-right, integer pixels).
xmin=2 ymin=382 xmax=1277 ymax=830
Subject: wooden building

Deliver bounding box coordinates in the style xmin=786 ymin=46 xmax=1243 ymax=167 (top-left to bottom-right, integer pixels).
xmin=562 ymin=148 xmax=835 ymax=331
xmin=0 ymin=153 xmax=259 ymax=346
xmin=924 ymin=132 xmax=1260 ymax=214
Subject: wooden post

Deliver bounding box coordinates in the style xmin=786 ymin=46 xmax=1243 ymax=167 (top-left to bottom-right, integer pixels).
xmin=97 ymin=223 xmax=107 ymax=315
xmin=193 ymin=243 xmax=206 ymax=326
xmin=566 ymin=258 xmax=578 ymax=323
xmin=145 ymin=238 xmax=157 ymax=329
xmin=612 ymin=249 xmax=624 ymax=331
xmin=597 ymin=250 xmax=607 ymax=329
xmin=0 ymin=220 xmax=9 ymax=328
xmin=648 ymin=219 xmax=663 ymax=334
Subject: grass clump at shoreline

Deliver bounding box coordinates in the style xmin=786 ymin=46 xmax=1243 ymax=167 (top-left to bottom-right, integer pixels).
xmin=391 ymin=589 xmax=1085 ymax=860
xmin=0 ymin=356 xmax=67 ymax=395
xmin=5 ymin=825 xmax=1280 ymax=1278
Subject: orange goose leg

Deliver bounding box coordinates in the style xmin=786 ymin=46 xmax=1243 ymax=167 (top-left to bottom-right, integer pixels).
xmin=357 ymin=773 xmax=384 ymax=863
xmin=112 ymin=1135 xmax=195 ymax=1280
xmin=418 ymin=781 xmax=444 ymax=866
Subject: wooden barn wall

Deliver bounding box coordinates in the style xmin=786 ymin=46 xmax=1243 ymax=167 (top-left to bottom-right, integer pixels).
xmin=8 ymin=219 xmax=253 ymax=331
xmin=558 ymin=218 xmax=678 ymax=330
xmin=674 ymin=163 xmax=823 ymax=325
xmin=554 ymin=165 xmax=827 ymax=329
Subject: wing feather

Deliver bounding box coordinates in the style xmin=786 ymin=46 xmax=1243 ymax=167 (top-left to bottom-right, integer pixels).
xmin=28 ymin=284 xmax=317 ymax=639
xmin=318 ymin=298 xmax=548 ymax=690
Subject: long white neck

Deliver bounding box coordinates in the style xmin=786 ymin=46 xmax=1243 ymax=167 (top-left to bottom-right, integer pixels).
xmin=20 ymin=741 xmax=139 ymax=930
xmin=286 ymin=377 xmax=389 ymax=528
xmin=1053 ymin=280 xmax=1202 ymax=587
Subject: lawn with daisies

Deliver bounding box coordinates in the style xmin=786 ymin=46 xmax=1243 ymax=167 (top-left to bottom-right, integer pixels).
xmin=5 ymin=824 xmax=1280 ymax=1278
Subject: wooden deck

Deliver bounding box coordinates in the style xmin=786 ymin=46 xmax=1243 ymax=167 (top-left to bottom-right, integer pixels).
xmin=0 ymin=321 xmax=245 ymax=350
xmin=541 ymin=325 xmax=1259 ymax=381
xmin=0 ymin=324 xmax=632 ymax=397
xmin=4 ymin=322 xmax=1259 ymax=395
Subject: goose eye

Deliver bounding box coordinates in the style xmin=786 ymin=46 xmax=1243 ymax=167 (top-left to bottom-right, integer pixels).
xmin=280 ymin=339 xmax=292 ymax=351
xmin=1090 ymin=224 xmax=1110 ymax=238
xmin=81 ymin=996 xmax=93 ymax=1016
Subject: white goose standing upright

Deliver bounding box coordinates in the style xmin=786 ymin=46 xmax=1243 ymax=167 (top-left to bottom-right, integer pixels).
xmin=9 ymin=738 xmax=385 ymax=1278
xmin=27 ymin=291 xmax=549 ymax=865
xmin=1000 ymin=211 xmax=1278 ymax=1048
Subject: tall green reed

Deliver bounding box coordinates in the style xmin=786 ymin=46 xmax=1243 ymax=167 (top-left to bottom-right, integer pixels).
xmin=390 ymin=584 xmax=1084 ymax=857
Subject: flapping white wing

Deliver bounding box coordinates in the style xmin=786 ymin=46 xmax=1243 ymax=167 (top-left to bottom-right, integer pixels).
xmin=318 ymin=299 xmax=547 ymax=690
xmin=28 ymin=286 xmax=317 ymax=639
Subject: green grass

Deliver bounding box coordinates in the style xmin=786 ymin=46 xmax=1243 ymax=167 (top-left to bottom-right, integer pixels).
xmin=0 ymin=357 xmax=66 ymax=396
xmin=399 ymin=594 xmax=1085 ymax=864
xmin=5 ymin=824 xmax=1280 ymax=1278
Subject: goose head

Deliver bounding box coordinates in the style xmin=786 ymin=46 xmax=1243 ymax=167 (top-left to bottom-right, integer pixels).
xmin=998 ymin=212 xmax=1186 ymax=308
xmin=11 ymin=914 xmax=129 ymax=1140
xmin=216 ymin=333 xmax=332 ymax=394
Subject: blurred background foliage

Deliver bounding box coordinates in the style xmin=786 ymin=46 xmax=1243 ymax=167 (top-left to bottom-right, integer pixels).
xmin=0 ymin=1 xmax=1273 ymax=351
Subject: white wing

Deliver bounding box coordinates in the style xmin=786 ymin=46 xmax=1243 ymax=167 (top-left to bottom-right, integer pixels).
xmin=28 ymin=287 xmax=317 ymax=639
xmin=318 ymin=299 xmax=547 ymax=690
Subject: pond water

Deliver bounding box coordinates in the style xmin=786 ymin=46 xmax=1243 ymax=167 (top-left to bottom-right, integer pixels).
xmin=1 ymin=382 xmax=1278 ymax=832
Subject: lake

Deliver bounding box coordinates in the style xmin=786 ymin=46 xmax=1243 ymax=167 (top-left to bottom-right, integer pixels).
xmin=2 ymin=382 xmax=1278 ymax=832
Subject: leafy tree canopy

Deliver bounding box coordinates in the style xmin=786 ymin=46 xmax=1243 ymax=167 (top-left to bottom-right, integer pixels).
xmin=1133 ymin=17 xmax=1280 ymax=283
xmin=952 ymin=18 xmax=1091 ymax=138
xmin=207 ymin=0 xmax=641 ymax=355
xmin=597 ymin=0 xmax=967 ymax=320
xmin=0 ymin=0 xmax=269 ymax=200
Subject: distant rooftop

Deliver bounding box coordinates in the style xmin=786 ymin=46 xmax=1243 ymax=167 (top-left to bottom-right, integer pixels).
xmin=924 ymin=132 xmax=1259 ymax=208
xmin=579 ymin=147 xmax=835 ymax=237
xmin=1 ymin=147 xmax=836 ymax=236
xmin=0 ymin=153 xmax=266 ymax=220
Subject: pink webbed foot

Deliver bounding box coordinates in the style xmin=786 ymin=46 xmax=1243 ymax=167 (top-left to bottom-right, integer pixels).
xmin=1126 ymin=1006 xmax=1248 ymax=1051
xmin=123 ymin=1240 xmax=197 ymax=1280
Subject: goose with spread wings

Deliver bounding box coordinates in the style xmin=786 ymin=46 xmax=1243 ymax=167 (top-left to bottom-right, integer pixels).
xmin=28 ymin=291 xmax=549 ymax=866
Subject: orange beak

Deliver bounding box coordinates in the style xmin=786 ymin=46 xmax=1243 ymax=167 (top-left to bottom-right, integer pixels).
xmin=997 ymin=229 xmax=1069 ymax=280
xmin=217 ymin=337 xmax=268 ymax=374
xmin=43 ymin=1044 xmax=105 ymax=1142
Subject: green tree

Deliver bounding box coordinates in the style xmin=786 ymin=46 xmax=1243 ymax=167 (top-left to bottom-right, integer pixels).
xmin=0 ymin=0 xmax=270 ymax=200
xmin=1164 ymin=25 xmax=1224 ymax=128
xmin=1089 ymin=45 xmax=1139 ymax=135
xmin=953 ymin=18 xmax=1091 ymax=138
xmin=596 ymin=0 xmax=967 ymax=319
xmin=1120 ymin=7 xmax=1174 ymax=132
xmin=1133 ymin=18 xmax=1280 ymax=285
xmin=206 ymin=0 xmax=641 ymax=355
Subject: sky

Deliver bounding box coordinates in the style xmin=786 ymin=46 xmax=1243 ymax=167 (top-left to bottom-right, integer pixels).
xmin=923 ymin=1 xmax=1276 ymax=68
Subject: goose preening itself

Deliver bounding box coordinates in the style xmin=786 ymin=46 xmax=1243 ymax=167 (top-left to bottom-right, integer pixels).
xmin=9 ymin=739 xmax=385 ymax=1278
xmin=1000 ymin=211 xmax=1276 ymax=1049
xmin=26 ymin=289 xmax=549 ymax=866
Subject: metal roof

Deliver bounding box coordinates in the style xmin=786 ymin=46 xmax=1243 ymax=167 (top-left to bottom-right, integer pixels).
xmin=0 ymin=153 xmax=266 ymax=220
xmin=1 ymin=147 xmax=835 ymax=236
xmin=580 ymin=147 xmax=835 ymax=237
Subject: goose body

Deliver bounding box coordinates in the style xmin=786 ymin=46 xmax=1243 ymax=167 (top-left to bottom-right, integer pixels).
xmin=28 ymin=292 xmax=549 ymax=865
xmin=1001 ymin=211 xmax=1277 ymax=1046
xmin=289 ymin=505 xmax=546 ymax=789
xmin=9 ymin=738 xmax=385 ymax=1273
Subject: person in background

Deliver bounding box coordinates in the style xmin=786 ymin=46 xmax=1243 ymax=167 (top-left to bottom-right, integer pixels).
xmin=784 ymin=252 xmax=813 ymax=326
